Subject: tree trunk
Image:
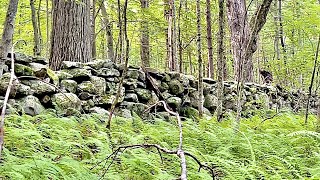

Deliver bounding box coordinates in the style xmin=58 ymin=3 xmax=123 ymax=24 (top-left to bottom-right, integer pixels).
xmin=49 ymin=0 xmax=92 ymax=70
xmin=30 ymin=0 xmax=41 ymax=56
xmin=116 ymin=0 xmax=123 ymax=63
xmin=0 ymin=0 xmax=19 ymax=77
xmin=91 ymin=0 xmax=97 ymax=59
xmin=140 ymin=0 xmax=150 ymax=67
xmin=216 ymin=0 xmax=225 ymax=122
xmin=196 ymin=0 xmax=203 ymax=117
xmin=164 ymin=0 xmax=176 ymax=71
xmin=100 ymin=1 xmax=114 ymax=61
xmin=206 ymin=0 xmax=214 ymax=79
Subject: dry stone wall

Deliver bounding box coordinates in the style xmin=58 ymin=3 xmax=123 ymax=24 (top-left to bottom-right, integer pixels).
xmin=0 ymin=53 xmax=318 ymax=119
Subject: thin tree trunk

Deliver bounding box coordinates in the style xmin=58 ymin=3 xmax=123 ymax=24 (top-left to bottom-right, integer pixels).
xmin=0 ymin=0 xmax=19 ymax=77
xmin=107 ymin=0 xmax=129 ymax=129
xmin=100 ymin=1 xmax=114 ymax=61
xmin=116 ymin=0 xmax=123 ymax=63
xmin=278 ymin=0 xmax=287 ymax=64
xmin=216 ymin=0 xmax=225 ymax=122
xmin=46 ymin=0 xmax=49 ymax=57
xmin=178 ymin=0 xmax=183 ymax=73
xmin=140 ymin=0 xmax=150 ymax=67
xmin=92 ymin=0 xmax=97 ymax=59
xmin=206 ymin=0 xmax=214 ymax=79
xmin=30 ymin=0 xmax=41 ymax=56
xmin=196 ymin=0 xmax=203 ymax=117
xmin=49 ymin=0 xmax=92 ymax=70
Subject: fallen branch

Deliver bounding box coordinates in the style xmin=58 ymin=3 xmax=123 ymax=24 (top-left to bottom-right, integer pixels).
xmin=95 ymin=100 xmax=217 ymax=179
xmin=91 ymin=143 xmax=216 ymax=180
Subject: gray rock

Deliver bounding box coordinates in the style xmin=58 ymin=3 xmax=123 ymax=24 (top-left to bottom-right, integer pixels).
xmin=52 ymin=93 xmax=82 ymax=115
xmin=159 ymin=82 xmax=169 ymax=92
xmin=89 ymin=107 xmax=110 ymax=115
xmin=116 ymin=109 xmax=132 ymax=119
xmin=61 ymin=80 xmax=77 ymax=93
xmin=169 ymin=80 xmax=184 ymax=95
xmin=29 ymin=62 xmax=47 ymax=72
xmin=124 ymin=93 xmax=139 ymax=102
xmin=167 ymin=96 xmax=182 ymax=109
xmin=168 ymin=71 xmax=180 ymax=79
xmin=204 ymin=94 xmax=218 ymax=111
xmin=56 ymin=71 xmax=73 ymax=80
xmin=90 ymin=76 xmax=106 ymax=95
xmin=96 ymin=68 xmax=120 ymax=77
xmin=203 ymin=78 xmax=216 ymax=84
xmin=17 ymin=84 xmax=33 ymax=96
xmin=121 ymin=101 xmax=148 ymax=117
xmin=64 ymin=68 xmax=91 ymax=79
xmin=135 ymin=88 xmax=152 ymax=101
xmin=18 ymin=95 xmax=45 ymax=116
xmin=181 ymin=107 xmax=199 ymax=118
xmin=127 ymin=69 xmax=140 ymax=79
xmin=85 ymin=59 xmax=113 ymax=69
xmin=14 ymin=64 xmax=34 ymax=76
xmin=62 ymin=61 xmax=83 ymax=69
xmin=124 ymin=79 xmax=138 ymax=90
xmin=13 ymin=52 xmax=33 ymax=64
xmin=0 ymin=73 xmax=18 ymax=97
xmin=22 ymin=80 xmax=56 ymax=95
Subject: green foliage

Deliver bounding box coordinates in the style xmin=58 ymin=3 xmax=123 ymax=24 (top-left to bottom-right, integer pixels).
xmin=0 ymin=112 xmax=320 ymax=179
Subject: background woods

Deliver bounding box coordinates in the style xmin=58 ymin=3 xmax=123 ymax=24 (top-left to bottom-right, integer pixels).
xmin=0 ymin=0 xmax=319 ymax=90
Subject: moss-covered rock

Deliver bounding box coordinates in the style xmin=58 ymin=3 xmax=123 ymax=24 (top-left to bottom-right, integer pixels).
xmin=0 ymin=73 xmax=18 ymax=97
xmin=167 ymin=96 xmax=182 ymax=109
xmin=168 ymin=79 xmax=184 ymax=95
xmin=22 ymin=80 xmax=56 ymax=95
xmin=135 ymin=88 xmax=152 ymax=101
xmin=52 ymin=93 xmax=82 ymax=115
xmin=96 ymin=68 xmax=120 ymax=77
xmin=18 ymin=95 xmax=45 ymax=116
xmin=14 ymin=64 xmax=34 ymax=76
xmin=61 ymin=80 xmax=78 ymax=93
xmin=204 ymin=94 xmax=218 ymax=111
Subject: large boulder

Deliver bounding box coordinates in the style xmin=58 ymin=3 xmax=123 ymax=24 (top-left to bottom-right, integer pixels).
xmin=18 ymin=95 xmax=45 ymax=116
xmin=52 ymin=93 xmax=82 ymax=115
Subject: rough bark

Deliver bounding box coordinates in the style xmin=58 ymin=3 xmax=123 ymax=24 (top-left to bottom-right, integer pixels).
xmin=100 ymin=1 xmax=114 ymax=61
xmin=164 ymin=0 xmax=176 ymax=71
xmin=227 ymin=0 xmax=273 ymax=82
xmin=196 ymin=0 xmax=203 ymax=117
xmin=216 ymin=0 xmax=225 ymax=122
xmin=206 ymin=0 xmax=214 ymax=79
xmin=140 ymin=0 xmax=150 ymax=67
xmin=30 ymin=0 xmax=41 ymax=56
xmin=91 ymin=0 xmax=97 ymax=59
xmin=0 ymin=0 xmax=19 ymax=77
xmin=49 ymin=0 xmax=92 ymax=70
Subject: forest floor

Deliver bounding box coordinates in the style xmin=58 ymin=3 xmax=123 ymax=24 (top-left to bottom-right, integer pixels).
xmin=0 ymin=111 xmax=319 ymax=179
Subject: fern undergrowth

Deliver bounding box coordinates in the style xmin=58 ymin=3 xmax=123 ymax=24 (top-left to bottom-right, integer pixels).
xmin=0 ymin=111 xmax=319 ymax=179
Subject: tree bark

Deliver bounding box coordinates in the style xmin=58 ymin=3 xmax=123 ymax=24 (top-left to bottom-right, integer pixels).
xmin=216 ymin=0 xmax=225 ymax=122
xmin=0 ymin=0 xmax=19 ymax=77
xmin=100 ymin=1 xmax=114 ymax=61
xmin=30 ymin=0 xmax=41 ymax=56
xmin=49 ymin=0 xmax=92 ymax=70
xmin=140 ymin=0 xmax=150 ymax=67
xmin=206 ymin=0 xmax=214 ymax=79
xmin=91 ymin=0 xmax=97 ymax=59
xmin=196 ymin=0 xmax=203 ymax=117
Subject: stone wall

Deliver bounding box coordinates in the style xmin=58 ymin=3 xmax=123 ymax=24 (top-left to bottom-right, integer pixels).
xmin=0 ymin=53 xmax=318 ymax=119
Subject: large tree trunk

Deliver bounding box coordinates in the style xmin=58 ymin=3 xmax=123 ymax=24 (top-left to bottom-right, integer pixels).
xmin=206 ymin=0 xmax=214 ymax=79
xmin=30 ymin=0 xmax=41 ymax=56
xmin=49 ymin=0 xmax=92 ymax=70
xmin=140 ymin=0 xmax=150 ymax=67
xmin=100 ymin=1 xmax=114 ymax=61
xmin=196 ymin=0 xmax=203 ymax=117
xmin=227 ymin=0 xmax=273 ymax=82
xmin=0 ymin=0 xmax=19 ymax=77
